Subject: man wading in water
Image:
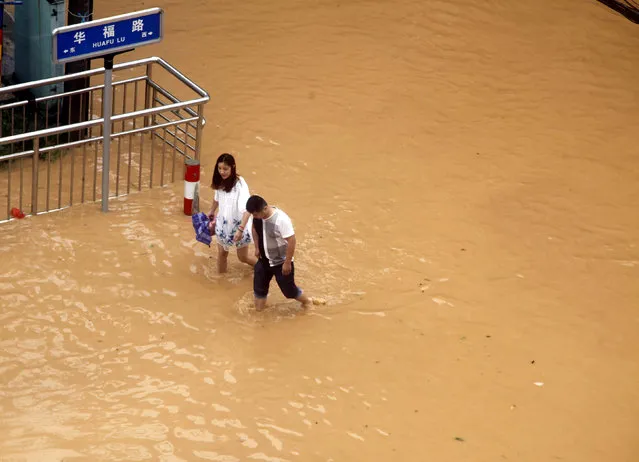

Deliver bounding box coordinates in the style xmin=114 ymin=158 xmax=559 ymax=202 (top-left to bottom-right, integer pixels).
xmin=246 ymin=195 xmax=314 ymax=311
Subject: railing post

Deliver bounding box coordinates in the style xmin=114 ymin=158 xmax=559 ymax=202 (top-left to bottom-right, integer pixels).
xmin=194 ymin=104 xmax=205 ymax=161
xmin=151 ymin=87 xmax=157 ymax=129
xmin=31 ymin=139 xmax=39 ymax=216
xmin=144 ymin=62 xmax=153 ymax=128
xmin=184 ymin=157 xmax=200 ymax=215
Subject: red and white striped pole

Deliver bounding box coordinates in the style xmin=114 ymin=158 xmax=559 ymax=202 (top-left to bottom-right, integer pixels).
xmin=184 ymin=158 xmax=200 ymax=215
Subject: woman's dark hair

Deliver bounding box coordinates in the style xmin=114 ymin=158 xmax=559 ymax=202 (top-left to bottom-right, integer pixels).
xmin=211 ymin=153 xmax=239 ymax=192
xmin=246 ymin=195 xmax=268 ymax=214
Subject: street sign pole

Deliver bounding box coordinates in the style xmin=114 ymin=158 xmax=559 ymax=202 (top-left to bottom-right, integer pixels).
xmin=52 ymin=8 xmax=163 ymax=212
xmin=99 ymin=49 xmax=129 ymax=212
xmin=101 ymin=54 xmax=114 ymax=212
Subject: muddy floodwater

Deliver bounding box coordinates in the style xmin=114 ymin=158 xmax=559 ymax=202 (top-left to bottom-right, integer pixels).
xmin=1 ymin=0 xmax=639 ymax=461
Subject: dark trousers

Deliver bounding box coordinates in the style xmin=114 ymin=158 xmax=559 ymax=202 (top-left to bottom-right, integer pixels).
xmin=253 ymin=259 xmax=302 ymax=299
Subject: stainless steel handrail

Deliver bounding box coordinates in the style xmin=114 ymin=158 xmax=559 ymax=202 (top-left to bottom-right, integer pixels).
xmin=0 ymin=56 xmax=209 ymax=98
xmin=0 ymin=57 xmax=210 ymax=223
xmin=0 ymin=97 xmax=208 ymax=145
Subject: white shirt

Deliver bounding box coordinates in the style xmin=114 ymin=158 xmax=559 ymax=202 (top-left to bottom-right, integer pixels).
xmin=262 ymin=208 xmax=295 ymax=267
xmin=214 ymin=176 xmax=250 ymax=219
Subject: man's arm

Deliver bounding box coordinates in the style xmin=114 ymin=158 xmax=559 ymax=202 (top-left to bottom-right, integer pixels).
xmin=284 ymin=235 xmax=296 ymax=262
xmin=280 ymin=213 xmax=296 ymax=275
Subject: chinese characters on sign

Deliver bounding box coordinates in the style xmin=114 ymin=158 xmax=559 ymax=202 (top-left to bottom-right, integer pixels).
xmin=52 ymin=9 xmax=162 ymax=64
xmin=99 ymin=21 xmax=144 ymax=41
xmin=103 ymin=25 xmax=115 ymax=38
xmin=91 ymin=21 xmax=145 ymax=43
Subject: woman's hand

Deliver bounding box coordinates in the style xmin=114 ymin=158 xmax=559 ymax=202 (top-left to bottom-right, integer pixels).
xmin=233 ymin=229 xmax=243 ymax=243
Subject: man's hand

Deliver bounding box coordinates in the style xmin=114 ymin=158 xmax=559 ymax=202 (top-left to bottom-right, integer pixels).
xmin=255 ymin=247 xmax=261 ymax=258
xmin=282 ymin=235 xmax=296 ymax=276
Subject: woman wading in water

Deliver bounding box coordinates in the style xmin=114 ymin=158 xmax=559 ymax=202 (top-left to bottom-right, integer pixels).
xmin=207 ymin=153 xmax=257 ymax=273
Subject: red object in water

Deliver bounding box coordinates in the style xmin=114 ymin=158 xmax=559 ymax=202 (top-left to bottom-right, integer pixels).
xmin=184 ymin=158 xmax=200 ymax=215
xmin=10 ymin=208 xmax=25 ymax=219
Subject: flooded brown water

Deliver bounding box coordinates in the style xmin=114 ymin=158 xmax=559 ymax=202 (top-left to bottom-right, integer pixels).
xmin=2 ymin=0 xmax=639 ymax=460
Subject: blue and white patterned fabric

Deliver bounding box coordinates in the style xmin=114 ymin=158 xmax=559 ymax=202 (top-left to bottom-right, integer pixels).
xmin=192 ymin=212 xmax=212 ymax=247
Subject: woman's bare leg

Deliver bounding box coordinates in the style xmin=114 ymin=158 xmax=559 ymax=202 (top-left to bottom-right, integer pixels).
xmin=217 ymin=244 xmax=229 ymax=273
xmin=236 ymin=246 xmax=257 ymax=267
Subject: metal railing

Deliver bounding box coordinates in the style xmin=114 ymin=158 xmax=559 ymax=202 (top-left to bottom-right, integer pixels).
xmin=0 ymin=56 xmax=209 ymax=223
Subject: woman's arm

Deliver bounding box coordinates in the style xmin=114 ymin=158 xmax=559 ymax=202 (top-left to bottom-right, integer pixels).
xmin=252 ymin=223 xmax=260 ymax=258
xmin=209 ymin=188 xmax=219 ymax=218
xmin=239 ymin=211 xmax=250 ymax=229
xmin=208 ymin=199 xmax=218 ymax=219
xmin=234 ymin=178 xmax=252 ymax=241
xmin=234 ymin=211 xmax=251 ymax=242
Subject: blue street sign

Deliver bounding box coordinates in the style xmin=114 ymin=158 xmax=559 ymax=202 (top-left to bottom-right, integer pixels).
xmin=52 ymin=8 xmax=163 ymax=63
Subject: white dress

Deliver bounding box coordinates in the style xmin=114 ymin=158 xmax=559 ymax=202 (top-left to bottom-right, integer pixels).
xmin=214 ymin=176 xmax=252 ymax=249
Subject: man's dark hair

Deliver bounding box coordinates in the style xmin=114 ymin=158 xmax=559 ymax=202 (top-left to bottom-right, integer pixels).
xmin=246 ymin=195 xmax=268 ymax=213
